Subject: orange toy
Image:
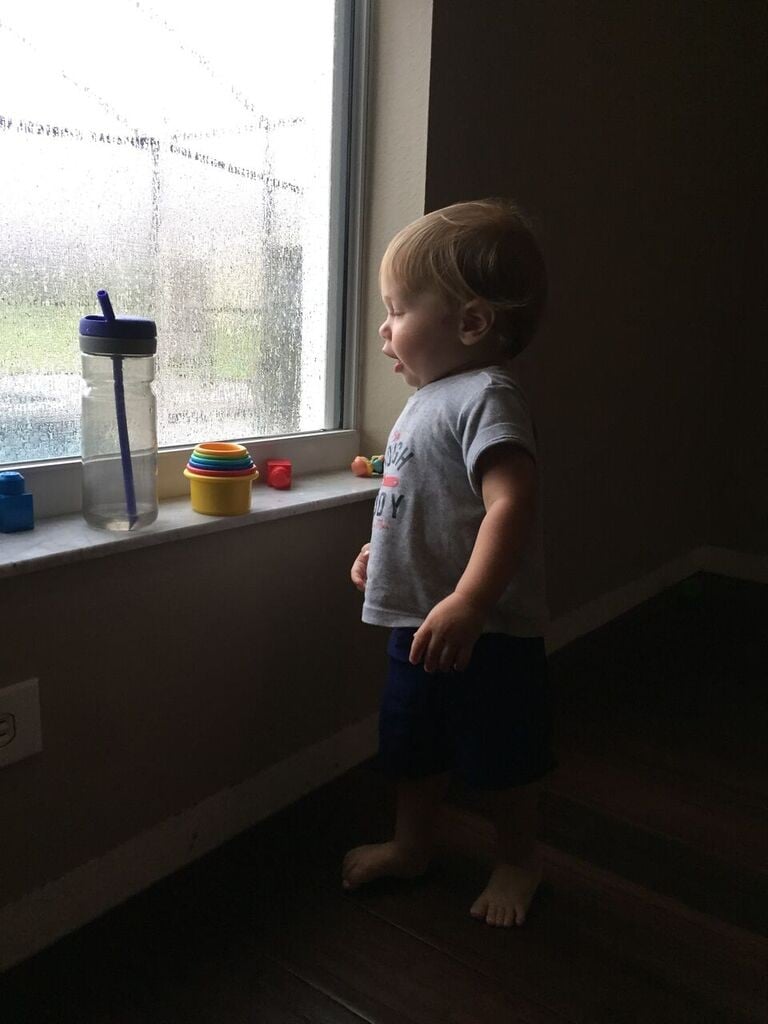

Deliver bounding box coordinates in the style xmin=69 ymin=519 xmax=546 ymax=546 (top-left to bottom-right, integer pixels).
xmin=351 ymin=455 xmax=384 ymax=477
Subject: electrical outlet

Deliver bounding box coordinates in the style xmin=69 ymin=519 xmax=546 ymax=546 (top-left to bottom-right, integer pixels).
xmin=0 ymin=713 xmax=16 ymax=747
xmin=0 ymin=678 xmax=42 ymax=768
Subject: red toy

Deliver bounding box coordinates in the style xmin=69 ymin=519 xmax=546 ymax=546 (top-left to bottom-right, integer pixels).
xmin=266 ymin=459 xmax=292 ymax=489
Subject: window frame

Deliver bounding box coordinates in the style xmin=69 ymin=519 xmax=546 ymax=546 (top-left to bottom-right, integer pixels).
xmin=1 ymin=0 xmax=370 ymax=519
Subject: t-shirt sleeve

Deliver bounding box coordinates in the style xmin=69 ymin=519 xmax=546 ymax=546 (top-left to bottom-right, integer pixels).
xmin=460 ymin=383 xmax=537 ymax=495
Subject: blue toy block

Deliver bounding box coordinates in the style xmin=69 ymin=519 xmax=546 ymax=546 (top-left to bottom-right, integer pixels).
xmin=0 ymin=472 xmax=34 ymax=532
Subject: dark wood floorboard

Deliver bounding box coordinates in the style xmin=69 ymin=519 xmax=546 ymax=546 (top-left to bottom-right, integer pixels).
xmin=2 ymin=572 xmax=766 ymax=1023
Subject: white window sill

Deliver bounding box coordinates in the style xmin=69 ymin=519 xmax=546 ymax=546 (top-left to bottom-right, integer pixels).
xmin=0 ymin=471 xmax=380 ymax=580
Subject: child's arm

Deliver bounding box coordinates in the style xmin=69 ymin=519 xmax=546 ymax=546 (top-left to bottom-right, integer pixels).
xmin=409 ymin=445 xmax=537 ymax=673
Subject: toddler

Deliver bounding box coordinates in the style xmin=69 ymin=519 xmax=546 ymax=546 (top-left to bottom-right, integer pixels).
xmin=344 ymin=198 xmax=557 ymax=927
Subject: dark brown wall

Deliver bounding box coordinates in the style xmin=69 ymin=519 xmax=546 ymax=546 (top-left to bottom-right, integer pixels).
xmin=425 ymin=0 xmax=767 ymax=615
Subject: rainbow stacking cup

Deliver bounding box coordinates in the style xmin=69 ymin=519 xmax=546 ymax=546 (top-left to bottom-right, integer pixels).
xmin=183 ymin=442 xmax=259 ymax=515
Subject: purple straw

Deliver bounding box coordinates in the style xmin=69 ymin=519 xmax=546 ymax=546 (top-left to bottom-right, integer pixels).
xmin=98 ymin=289 xmax=138 ymax=528
xmin=97 ymin=288 xmax=115 ymax=321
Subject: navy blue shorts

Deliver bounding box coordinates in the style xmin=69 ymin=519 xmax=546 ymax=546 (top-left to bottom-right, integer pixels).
xmin=377 ymin=627 xmax=557 ymax=790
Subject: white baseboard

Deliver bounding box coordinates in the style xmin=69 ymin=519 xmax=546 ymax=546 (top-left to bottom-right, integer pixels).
xmin=2 ymin=543 xmax=765 ymax=971
xmin=0 ymin=714 xmax=379 ymax=972
xmin=544 ymin=548 xmax=700 ymax=654
xmin=693 ymin=544 xmax=768 ymax=585
xmin=545 ymin=545 xmax=768 ymax=655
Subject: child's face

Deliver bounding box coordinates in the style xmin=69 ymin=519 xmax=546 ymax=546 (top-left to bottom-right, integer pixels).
xmin=379 ymin=276 xmax=470 ymax=388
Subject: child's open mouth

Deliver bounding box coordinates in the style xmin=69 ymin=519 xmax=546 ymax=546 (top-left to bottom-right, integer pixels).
xmin=394 ymin=360 xmax=404 ymax=373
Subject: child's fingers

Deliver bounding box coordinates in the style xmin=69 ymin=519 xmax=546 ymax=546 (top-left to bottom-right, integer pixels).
xmin=350 ymin=558 xmax=368 ymax=590
xmin=412 ymin=628 xmax=463 ymax=674
xmin=423 ymin=633 xmax=448 ymax=674
xmin=409 ymin=626 xmax=430 ymax=666
xmin=437 ymin=642 xmax=458 ymax=674
xmin=453 ymin=643 xmax=474 ymax=672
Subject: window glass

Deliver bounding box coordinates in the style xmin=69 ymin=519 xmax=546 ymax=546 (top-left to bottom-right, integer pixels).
xmin=0 ymin=0 xmax=339 ymax=464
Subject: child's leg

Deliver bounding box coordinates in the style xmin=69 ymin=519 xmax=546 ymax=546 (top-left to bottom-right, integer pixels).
xmin=342 ymin=771 xmax=450 ymax=890
xmin=469 ymin=779 xmax=543 ymax=927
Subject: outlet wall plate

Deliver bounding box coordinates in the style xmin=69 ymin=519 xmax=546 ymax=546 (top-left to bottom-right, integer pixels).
xmin=0 ymin=712 xmax=17 ymax=747
xmin=0 ymin=678 xmax=42 ymax=768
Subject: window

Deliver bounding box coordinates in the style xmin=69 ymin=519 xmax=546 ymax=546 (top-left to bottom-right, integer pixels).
xmin=0 ymin=0 xmax=364 ymax=469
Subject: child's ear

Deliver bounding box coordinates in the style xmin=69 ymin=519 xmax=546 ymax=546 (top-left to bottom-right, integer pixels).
xmin=459 ymin=299 xmax=495 ymax=347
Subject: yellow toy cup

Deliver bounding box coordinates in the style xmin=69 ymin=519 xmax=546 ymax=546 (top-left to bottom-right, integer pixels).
xmin=183 ymin=467 xmax=259 ymax=516
xmin=193 ymin=442 xmax=249 ymax=460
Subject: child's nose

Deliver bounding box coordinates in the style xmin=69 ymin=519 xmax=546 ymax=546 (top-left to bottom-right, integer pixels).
xmin=379 ymin=319 xmax=389 ymax=340
xmin=381 ymin=339 xmax=396 ymax=360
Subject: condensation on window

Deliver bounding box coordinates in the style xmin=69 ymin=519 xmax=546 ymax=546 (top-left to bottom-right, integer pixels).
xmin=0 ymin=0 xmax=336 ymax=464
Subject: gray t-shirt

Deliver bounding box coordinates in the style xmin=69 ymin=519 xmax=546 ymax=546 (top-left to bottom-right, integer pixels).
xmin=362 ymin=365 xmax=549 ymax=638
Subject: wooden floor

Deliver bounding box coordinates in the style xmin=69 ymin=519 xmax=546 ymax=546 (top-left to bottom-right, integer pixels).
xmin=2 ymin=572 xmax=766 ymax=1023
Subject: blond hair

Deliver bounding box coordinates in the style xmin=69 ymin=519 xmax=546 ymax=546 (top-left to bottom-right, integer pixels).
xmin=380 ymin=198 xmax=547 ymax=356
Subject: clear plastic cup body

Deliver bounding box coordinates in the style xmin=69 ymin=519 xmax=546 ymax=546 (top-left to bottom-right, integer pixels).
xmin=80 ymin=350 xmax=158 ymax=531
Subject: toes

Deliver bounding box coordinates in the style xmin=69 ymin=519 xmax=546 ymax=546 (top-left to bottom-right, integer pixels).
xmin=470 ymin=897 xmax=488 ymax=920
xmin=472 ymin=895 xmax=530 ymax=927
xmin=491 ymin=904 xmax=517 ymax=927
xmin=342 ymin=870 xmax=360 ymax=891
xmin=475 ymin=901 xmax=519 ymax=927
xmin=343 ymin=861 xmax=363 ymax=890
xmin=341 ymin=852 xmax=360 ymax=890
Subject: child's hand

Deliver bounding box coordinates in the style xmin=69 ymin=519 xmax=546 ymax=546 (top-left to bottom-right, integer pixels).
xmin=409 ymin=593 xmax=485 ymax=673
xmin=350 ymin=543 xmax=371 ymax=591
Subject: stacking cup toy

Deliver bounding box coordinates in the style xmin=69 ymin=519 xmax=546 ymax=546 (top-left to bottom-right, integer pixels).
xmin=183 ymin=442 xmax=259 ymax=515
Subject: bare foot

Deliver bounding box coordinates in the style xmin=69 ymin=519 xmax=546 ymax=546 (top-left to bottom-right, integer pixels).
xmin=342 ymin=841 xmax=431 ymax=891
xmin=470 ymin=855 xmax=543 ymax=926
